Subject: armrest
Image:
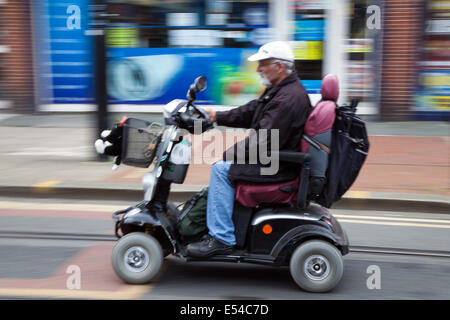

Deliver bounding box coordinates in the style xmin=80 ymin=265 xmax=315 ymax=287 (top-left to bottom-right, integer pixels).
xmin=277 ymin=151 xmax=311 ymax=209
xmin=277 ymin=152 xmax=312 ymax=209
xmin=278 ymin=151 xmax=311 ymax=164
xmin=297 ymin=164 xmax=310 ymax=209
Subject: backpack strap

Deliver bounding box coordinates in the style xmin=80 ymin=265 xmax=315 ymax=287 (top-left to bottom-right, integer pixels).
xmin=177 ymin=187 xmax=208 ymax=222
xmin=304 ymin=134 xmax=331 ymax=154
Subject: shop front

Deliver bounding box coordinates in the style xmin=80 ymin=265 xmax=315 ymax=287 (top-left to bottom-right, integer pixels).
xmin=33 ymin=0 xmax=382 ymax=117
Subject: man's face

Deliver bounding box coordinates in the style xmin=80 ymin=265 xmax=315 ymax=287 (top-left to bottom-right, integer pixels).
xmin=257 ymin=59 xmax=282 ymax=87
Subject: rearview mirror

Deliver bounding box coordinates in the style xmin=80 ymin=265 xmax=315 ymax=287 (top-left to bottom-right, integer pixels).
xmin=187 ymin=76 xmax=207 ymax=101
xmin=194 ymin=76 xmax=207 ymax=92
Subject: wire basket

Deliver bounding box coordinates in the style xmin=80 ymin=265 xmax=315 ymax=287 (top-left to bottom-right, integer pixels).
xmin=121 ymin=118 xmax=165 ymax=168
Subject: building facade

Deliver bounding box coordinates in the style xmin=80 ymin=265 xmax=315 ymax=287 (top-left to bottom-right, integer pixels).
xmin=0 ymin=0 xmax=35 ymax=113
xmin=0 ymin=0 xmax=448 ymax=120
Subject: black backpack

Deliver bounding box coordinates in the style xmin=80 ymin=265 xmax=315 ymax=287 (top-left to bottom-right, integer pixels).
xmin=315 ymin=100 xmax=370 ymax=208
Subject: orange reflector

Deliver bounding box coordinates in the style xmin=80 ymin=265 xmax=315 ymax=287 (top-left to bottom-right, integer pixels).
xmin=262 ymin=224 xmax=273 ymax=234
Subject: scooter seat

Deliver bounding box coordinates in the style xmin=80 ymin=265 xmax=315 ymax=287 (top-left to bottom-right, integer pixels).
xmin=234 ymin=74 xmax=338 ymax=209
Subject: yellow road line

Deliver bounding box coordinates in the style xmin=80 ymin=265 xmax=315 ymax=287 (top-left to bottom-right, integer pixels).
xmin=338 ymin=219 xmax=450 ymax=229
xmin=0 ymin=285 xmax=150 ymax=300
xmin=0 ymin=201 xmax=120 ymax=213
xmin=344 ymin=191 xmax=371 ymax=198
xmin=1 ymin=201 xmax=449 ymax=226
xmin=32 ymin=180 xmax=62 ymax=190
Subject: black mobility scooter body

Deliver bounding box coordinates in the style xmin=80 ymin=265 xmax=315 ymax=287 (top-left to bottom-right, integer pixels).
xmin=103 ymin=76 xmax=349 ymax=293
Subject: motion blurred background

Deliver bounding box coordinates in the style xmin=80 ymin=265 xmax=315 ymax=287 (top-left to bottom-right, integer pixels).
xmin=0 ymin=0 xmax=448 ymax=121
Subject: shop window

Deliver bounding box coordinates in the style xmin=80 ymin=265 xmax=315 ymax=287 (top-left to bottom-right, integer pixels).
xmin=414 ymin=0 xmax=450 ymax=116
xmin=345 ymin=0 xmax=376 ymax=100
xmin=291 ymin=1 xmax=326 ymax=92
xmin=105 ymin=0 xmax=269 ymax=48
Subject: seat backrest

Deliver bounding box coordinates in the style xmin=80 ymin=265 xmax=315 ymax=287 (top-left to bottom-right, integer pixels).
xmin=300 ymin=74 xmax=338 ymax=196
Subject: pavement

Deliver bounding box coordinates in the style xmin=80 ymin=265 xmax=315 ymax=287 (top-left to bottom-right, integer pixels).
xmin=0 ymin=112 xmax=448 ymax=213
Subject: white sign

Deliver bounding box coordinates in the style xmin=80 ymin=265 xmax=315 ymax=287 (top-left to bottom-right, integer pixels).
xmin=426 ymin=20 xmax=450 ymax=34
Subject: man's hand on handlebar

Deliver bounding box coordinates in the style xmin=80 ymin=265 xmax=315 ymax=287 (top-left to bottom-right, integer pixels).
xmin=204 ymin=109 xmax=217 ymax=122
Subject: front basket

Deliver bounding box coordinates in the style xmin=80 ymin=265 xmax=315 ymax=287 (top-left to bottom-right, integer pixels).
xmin=121 ymin=118 xmax=164 ymax=168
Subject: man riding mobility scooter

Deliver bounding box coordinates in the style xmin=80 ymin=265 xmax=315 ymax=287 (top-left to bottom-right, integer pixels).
xmin=95 ymin=75 xmax=350 ymax=293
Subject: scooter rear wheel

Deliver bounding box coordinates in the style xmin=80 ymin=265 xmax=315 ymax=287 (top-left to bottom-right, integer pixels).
xmin=112 ymin=232 xmax=164 ymax=284
xmin=289 ymin=240 xmax=343 ymax=293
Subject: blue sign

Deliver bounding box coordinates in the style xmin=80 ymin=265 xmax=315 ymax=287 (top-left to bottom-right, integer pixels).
xmin=107 ymin=47 xmax=261 ymax=106
xmin=35 ymin=0 xmax=94 ymax=104
xmin=107 ymin=47 xmax=322 ymax=106
xmin=294 ymin=20 xmax=325 ymax=41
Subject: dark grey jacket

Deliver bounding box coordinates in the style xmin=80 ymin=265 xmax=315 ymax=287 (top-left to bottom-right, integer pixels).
xmin=216 ymin=73 xmax=312 ymax=183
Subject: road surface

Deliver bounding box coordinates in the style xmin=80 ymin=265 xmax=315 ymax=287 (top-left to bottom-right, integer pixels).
xmin=0 ymin=196 xmax=449 ymax=300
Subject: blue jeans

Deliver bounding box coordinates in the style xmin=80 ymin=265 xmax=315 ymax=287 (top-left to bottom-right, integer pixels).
xmin=207 ymin=161 xmax=236 ymax=246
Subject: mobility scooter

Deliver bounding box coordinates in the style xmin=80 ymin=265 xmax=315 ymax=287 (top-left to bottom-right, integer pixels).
xmin=97 ymin=75 xmax=349 ymax=293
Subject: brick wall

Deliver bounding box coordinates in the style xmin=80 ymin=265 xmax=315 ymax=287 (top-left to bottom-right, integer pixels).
xmin=380 ymin=0 xmax=425 ymax=120
xmin=0 ymin=0 xmax=35 ymax=113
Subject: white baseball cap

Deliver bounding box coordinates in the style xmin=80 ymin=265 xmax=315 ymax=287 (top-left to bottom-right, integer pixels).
xmin=248 ymin=41 xmax=295 ymax=62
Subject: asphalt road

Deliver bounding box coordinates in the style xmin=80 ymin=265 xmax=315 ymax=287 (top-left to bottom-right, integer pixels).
xmin=0 ymin=196 xmax=449 ymax=300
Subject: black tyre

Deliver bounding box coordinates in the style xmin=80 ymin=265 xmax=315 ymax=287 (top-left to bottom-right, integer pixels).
xmin=289 ymin=240 xmax=343 ymax=293
xmin=112 ymin=232 xmax=164 ymax=284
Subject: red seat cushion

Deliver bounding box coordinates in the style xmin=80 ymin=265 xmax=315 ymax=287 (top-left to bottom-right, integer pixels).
xmin=235 ymin=178 xmax=299 ymax=208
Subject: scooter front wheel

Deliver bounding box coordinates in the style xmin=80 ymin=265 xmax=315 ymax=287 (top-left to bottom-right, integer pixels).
xmin=112 ymin=232 xmax=164 ymax=284
xmin=289 ymin=240 xmax=343 ymax=293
